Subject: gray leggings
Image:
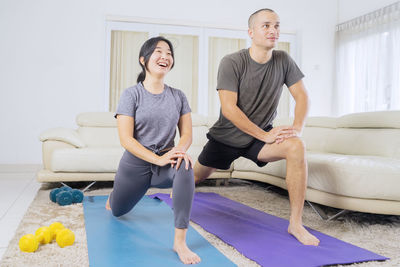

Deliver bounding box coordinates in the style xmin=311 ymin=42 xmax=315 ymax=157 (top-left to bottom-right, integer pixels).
xmin=109 ymin=150 xmax=195 ymax=229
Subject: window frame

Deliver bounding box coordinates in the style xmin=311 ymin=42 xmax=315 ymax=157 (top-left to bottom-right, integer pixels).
xmin=104 ymin=19 xmax=299 ymax=116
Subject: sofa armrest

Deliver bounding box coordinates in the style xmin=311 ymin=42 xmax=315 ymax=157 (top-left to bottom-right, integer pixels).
xmin=41 ymin=140 xmax=76 ymax=170
xmin=39 ymin=127 xmax=86 ymax=148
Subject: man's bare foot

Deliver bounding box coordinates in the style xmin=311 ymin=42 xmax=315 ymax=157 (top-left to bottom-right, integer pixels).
xmin=105 ymin=196 xmax=111 ymax=210
xmin=288 ymin=223 xmax=320 ymax=246
xmin=173 ymin=241 xmax=201 ymax=265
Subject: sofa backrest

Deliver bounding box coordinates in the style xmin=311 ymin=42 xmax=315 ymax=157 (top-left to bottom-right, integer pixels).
xmin=303 ymin=117 xmax=337 ymax=153
xmin=76 ymin=112 xmax=218 ymax=148
xmin=190 ymin=114 xmax=209 ymax=146
xmin=274 ymin=117 xmax=337 ymax=153
xmin=276 ymin=111 xmax=400 ymax=158
xmin=174 ymin=113 xmax=218 ymax=146
xmin=76 ymin=111 xmax=400 ymax=159
xmin=76 ymin=112 xmax=120 ymax=147
xmin=325 ymin=111 xmax=400 ymax=158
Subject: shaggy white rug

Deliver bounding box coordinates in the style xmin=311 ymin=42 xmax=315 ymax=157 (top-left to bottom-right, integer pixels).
xmin=1 ymin=179 xmax=399 ymax=267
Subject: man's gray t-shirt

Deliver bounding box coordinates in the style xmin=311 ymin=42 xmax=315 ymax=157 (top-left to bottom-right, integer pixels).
xmin=208 ymin=49 xmax=304 ymax=148
xmin=115 ymin=82 xmax=191 ymax=153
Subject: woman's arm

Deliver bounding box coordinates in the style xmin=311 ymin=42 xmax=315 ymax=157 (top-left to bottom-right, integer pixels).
xmin=175 ymin=113 xmax=192 ymax=152
xmin=173 ymin=113 xmax=194 ymax=169
xmin=117 ymin=115 xmax=179 ymax=166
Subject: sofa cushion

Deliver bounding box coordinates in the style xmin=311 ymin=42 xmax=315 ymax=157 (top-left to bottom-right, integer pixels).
xmin=325 ymin=128 xmax=400 ymax=158
xmin=78 ymin=127 xmax=121 ymax=147
xmin=51 ymin=147 xmax=124 ymax=172
xmin=233 ymin=152 xmax=400 ymax=201
xmin=51 ymin=145 xmax=232 ymax=173
xmin=305 ymin=117 xmax=337 ymax=128
xmin=192 ymin=113 xmax=208 ymax=126
xmin=302 ymin=127 xmax=336 ymax=152
xmin=307 ymin=152 xmax=400 ymax=201
xmin=192 ymin=126 xmax=209 ymax=146
xmin=273 ymin=117 xmax=337 ymax=153
xmin=337 ymin=110 xmax=400 ymax=128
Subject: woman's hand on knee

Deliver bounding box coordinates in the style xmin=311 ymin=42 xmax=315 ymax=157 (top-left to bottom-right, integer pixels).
xmin=155 ymin=149 xmax=184 ymax=167
xmin=174 ymin=153 xmax=193 ymax=170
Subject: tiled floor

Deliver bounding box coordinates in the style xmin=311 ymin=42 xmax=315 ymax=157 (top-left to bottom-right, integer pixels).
xmin=0 ymin=165 xmax=41 ymax=260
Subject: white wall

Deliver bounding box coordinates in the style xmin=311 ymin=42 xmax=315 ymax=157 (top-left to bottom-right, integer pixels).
xmin=338 ymin=0 xmax=399 ymax=23
xmin=0 ymin=0 xmax=337 ymax=164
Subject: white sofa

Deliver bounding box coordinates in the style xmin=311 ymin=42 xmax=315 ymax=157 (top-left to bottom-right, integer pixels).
xmin=38 ymin=112 xmax=231 ymax=183
xmin=38 ymin=111 xmax=400 ymax=215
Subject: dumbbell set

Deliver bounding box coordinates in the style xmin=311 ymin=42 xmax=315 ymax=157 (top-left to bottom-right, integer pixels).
xmin=50 ymin=186 xmax=84 ymax=206
xmin=19 ymin=222 xmax=75 ymax=252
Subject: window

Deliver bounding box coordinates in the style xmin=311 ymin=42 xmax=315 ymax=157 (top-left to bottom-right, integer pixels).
xmin=335 ymin=2 xmax=400 ymax=115
xmin=105 ymin=20 xmax=298 ymax=117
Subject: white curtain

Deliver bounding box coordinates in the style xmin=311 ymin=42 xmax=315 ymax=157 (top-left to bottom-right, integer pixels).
xmin=109 ymin=31 xmax=148 ymax=112
xmin=208 ymin=37 xmax=247 ymax=116
xmin=335 ymin=2 xmax=400 ymax=115
xmin=161 ymin=34 xmax=199 ymax=113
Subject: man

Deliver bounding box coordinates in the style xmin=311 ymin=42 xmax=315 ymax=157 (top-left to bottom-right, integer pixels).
xmin=194 ymin=8 xmax=320 ymax=246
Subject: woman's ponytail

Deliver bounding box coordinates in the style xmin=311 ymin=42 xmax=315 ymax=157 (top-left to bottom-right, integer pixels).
xmin=137 ymin=69 xmax=146 ymax=83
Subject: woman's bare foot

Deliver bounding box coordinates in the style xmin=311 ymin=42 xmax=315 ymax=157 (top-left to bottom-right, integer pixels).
xmin=288 ymin=223 xmax=320 ymax=246
xmin=173 ymin=241 xmax=201 ymax=265
xmin=105 ymin=196 xmax=111 ymax=210
xmin=174 ymin=228 xmax=201 ymax=264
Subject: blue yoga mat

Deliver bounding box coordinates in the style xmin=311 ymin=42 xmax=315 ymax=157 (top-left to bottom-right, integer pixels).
xmin=150 ymin=192 xmax=389 ymax=267
xmin=83 ymin=195 xmax=235 ymax=267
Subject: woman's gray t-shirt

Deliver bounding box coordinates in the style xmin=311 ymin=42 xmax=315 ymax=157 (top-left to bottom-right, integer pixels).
xmin=208 ymin=49 xmax=304 ymax=148
xmin=115 ymin=82 xmax=191 ymax=153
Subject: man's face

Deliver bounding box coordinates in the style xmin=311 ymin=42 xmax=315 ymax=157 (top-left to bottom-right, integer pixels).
xmin=248 ymin=11 xmax=280 ymax=49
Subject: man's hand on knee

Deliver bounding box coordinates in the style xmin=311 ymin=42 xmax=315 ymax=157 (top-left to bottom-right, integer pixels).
xmin=263 ymin=126 xmax=298 ymax=144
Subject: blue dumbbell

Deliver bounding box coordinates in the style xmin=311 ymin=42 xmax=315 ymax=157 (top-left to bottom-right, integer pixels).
xmin=71 ymin=189 xmax=84 ymax=203
xmin=50 ymin=186 xmax=72 ymax=203
xmin=56 ymin=191 xmax=73 ymax=206
xmin=50 ymin=188 xmax=62 ymax=203
xmin=60 ymin=186 xmax=72 ymax=192
xmin=50 ymin=186 xmax=84 ymax=206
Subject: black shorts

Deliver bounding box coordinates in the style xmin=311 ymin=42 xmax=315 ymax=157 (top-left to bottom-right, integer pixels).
xmin=198 ymin=125 xmax=273 ymax=170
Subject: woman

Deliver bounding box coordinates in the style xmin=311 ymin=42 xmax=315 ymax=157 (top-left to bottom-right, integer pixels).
xmin=106 ymin=36 xmax=201 ymax=265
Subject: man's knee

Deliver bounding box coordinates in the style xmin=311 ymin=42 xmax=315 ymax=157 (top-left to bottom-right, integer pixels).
xmin=285 ymin=137 xmax=306 ymax=157
xmin=194 ymin=161 xmax=215 ymax=183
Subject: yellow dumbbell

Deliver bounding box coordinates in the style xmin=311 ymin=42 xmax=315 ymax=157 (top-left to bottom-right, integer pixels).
xmin=19 ymin=234 xmax=39 ymax=253
xmin=35 ymin=226 xmax=52 ymax=244
xmin=49 ymin=222 xmax=65 ymax=240
xmin=56 ymin=228 xmax=75 ymax=248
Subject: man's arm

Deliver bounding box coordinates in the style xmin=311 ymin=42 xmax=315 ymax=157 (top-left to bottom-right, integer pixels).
xmin=219 ymin=90 xmax=295 ymax=144
xmin=287 ymin=79 xmax=309 ymax=135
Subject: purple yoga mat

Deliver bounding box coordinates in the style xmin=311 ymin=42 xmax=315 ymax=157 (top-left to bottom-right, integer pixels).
xmin=149 ymin=192 xmax=388 ymax=267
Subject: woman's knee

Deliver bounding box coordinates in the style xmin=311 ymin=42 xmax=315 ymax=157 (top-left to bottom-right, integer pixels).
xmin=111 ymin=209 xmax=125 ymax=217
xmin=174 ymin=166 xmax=195 ymax=185
xmin=110 ymin=204 xmax=128 ymax=217
xmin=176 ymin=165 xmax=194 ymax=178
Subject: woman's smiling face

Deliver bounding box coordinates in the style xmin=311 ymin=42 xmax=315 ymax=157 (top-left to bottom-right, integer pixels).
xmin=142 ymin=40 xmax=174 ymax=77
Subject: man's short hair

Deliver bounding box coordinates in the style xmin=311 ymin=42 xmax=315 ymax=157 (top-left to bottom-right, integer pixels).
xmin=248 ymin=8 xmax=276 ymax=28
